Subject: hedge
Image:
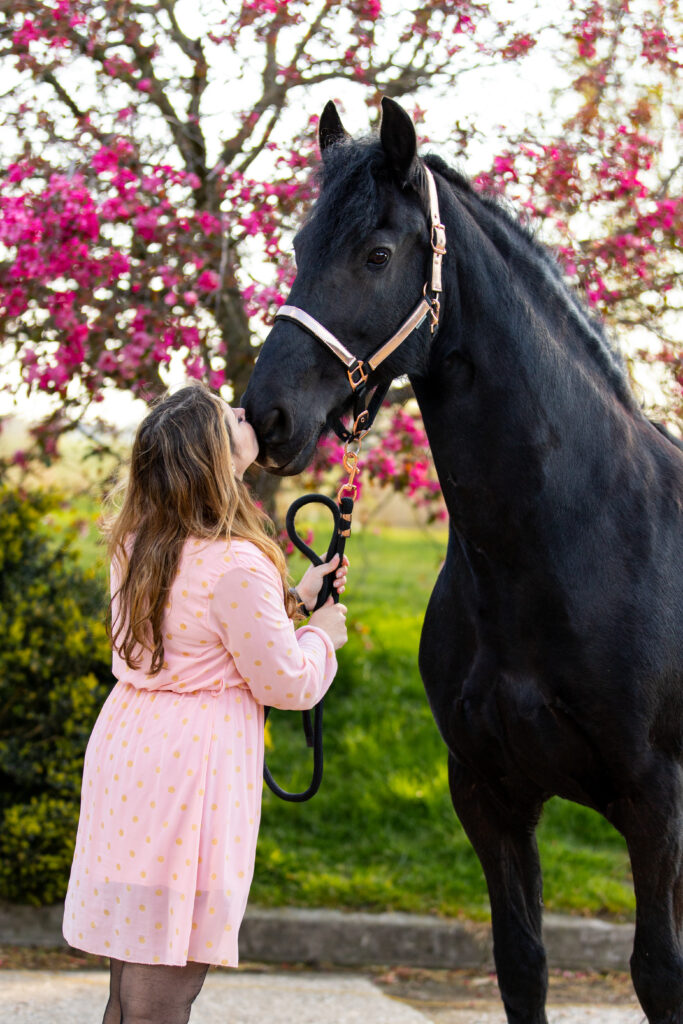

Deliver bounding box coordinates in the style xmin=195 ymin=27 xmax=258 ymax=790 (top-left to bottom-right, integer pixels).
xmin=0 ymin=487 xmax=112 ymax=904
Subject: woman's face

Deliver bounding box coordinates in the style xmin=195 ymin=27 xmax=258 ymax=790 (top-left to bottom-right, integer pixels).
xmin=223 ymin=404 xmax=259 ymax=479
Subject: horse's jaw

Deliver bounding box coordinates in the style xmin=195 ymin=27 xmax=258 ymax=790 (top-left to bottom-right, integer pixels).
xmin=255 ymin=430 xmax=321 ymax=476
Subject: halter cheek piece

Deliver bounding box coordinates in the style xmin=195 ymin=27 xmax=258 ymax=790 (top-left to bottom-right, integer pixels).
xmin=274 ymin=166 xmax=447 ymax=444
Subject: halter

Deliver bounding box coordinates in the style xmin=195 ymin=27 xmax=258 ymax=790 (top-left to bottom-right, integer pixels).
xmin=274 ymin=165 xmax=447 ymax=445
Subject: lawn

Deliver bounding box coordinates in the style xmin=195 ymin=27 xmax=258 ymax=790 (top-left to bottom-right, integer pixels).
xmin=62 ymin=499 xmax=635 ymax=921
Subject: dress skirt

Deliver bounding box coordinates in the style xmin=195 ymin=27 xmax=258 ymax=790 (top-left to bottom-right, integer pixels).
xmin=63 ymin=679 xmax=264 ymax=967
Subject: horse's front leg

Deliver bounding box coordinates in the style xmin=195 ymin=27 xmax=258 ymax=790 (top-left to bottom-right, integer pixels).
xmin=449 ymin=755 xmax=548 ymax=1024
xmin=610 ymin=767 xmax=683 ymax=1024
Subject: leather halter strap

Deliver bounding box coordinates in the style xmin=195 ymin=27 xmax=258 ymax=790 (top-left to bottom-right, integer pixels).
xmin=274 ymin=165 xmax=446 ymax=440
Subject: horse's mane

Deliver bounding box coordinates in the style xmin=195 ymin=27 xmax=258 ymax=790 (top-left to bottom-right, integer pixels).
xmin=308 ymin=138 xmax=637 ymax=412
xmin=422 ymin=154 xmax=638 ymax=412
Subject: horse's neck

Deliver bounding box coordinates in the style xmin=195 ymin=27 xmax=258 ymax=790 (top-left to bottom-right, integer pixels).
xmin=409 ymin=199 xmax=640 ymax=562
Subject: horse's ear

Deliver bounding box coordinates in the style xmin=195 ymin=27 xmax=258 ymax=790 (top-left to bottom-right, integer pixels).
xmin=319 ymin=101 xmax=349 ymax=152
xmin=380 ymin=97 xmax=417 ymax=182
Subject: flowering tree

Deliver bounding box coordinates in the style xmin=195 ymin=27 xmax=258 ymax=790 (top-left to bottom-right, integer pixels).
xmin=0 ymin=0 xmax=680 ymax=512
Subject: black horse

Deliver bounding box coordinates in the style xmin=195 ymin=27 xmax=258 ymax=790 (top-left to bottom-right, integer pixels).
xmin=242 ymin=98 xmax=683 ymax=1024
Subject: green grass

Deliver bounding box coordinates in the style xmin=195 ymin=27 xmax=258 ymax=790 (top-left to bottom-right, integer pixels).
xmin=61 ymin=503 xmax=635 ymax=921
xmin=253 ymin=525 xmax=635 ymax=921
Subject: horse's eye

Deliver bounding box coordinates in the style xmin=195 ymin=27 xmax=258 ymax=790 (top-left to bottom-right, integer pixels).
xmin=366 ymin=247 xmax=391 ymax=267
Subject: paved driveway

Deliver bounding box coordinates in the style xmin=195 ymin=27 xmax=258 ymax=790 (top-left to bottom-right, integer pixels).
xmin=0 ymin=968 xmax=646 ymax=1023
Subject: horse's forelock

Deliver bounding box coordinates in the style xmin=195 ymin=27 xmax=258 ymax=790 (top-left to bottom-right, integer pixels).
xmin=306 ymin=138 xmax=429 ymax=261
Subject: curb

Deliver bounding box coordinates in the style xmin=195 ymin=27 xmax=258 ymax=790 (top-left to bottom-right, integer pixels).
xmin=0 ymin=902 xmax=634 ymax=972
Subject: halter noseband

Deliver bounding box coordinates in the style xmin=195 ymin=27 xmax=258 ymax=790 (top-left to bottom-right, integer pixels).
xmin=274 ymin=165 xmax=447 ymax=443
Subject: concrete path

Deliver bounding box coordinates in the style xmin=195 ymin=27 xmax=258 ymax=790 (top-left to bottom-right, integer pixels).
xmin=0 ymin=969 xmax=645 ymax=1023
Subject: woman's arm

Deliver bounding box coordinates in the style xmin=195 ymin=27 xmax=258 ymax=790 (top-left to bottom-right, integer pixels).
xmin=208 ymin=555 xmax=338 ymax=710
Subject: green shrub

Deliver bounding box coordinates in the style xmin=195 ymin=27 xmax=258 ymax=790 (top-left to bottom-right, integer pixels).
xmin=0 ymin=487 xmax=112 ymax=905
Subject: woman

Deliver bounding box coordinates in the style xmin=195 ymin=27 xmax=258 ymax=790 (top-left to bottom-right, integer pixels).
xmin=63 ymin=382 xmax=348 ymax=1024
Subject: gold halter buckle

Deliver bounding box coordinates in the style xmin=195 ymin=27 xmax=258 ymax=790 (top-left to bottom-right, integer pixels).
xmin=347 ymin=363 xmax=368 ymax=390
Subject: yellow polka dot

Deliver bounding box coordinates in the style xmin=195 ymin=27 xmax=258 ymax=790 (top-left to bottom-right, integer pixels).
xmin=139 ymin=904 xmax=146 ymax=912
xmin=180 ymin=623 xmax=187 ymax=630
xmin=173 ymin=750 xmax=180 ymax=758
xmin=176 ymin=838 xmax=183 ymax=845
xmin=241 ymin=581 xmax=248 ymax=588
xmin=244 ymin=631 xmax=251 ymax=638
xmin=267 ymin=641 xmax=274 ymax=648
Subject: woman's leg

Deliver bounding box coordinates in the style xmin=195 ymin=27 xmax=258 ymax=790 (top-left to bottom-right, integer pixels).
xmin=118 ymin=961 xmax=209 ymax=1024
xmin=102 ymin=958 xmax=124 ymax=1024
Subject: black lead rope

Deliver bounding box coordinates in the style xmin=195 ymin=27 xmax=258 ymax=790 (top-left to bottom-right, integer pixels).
xmin=263 ymin=491 xmax=354 ymax=802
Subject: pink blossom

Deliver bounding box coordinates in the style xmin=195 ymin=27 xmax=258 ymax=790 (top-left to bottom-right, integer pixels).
xmin=197 ymin=269 xmax=220 ymax=291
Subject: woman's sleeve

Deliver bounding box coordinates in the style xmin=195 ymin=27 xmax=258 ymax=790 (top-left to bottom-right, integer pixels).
xmin=208 ymin=553 xmax=337 ymax=710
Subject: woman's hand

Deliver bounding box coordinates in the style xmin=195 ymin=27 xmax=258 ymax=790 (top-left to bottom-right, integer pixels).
xmin=308 ymin=597 xmax=348 ymax=650
xmin=296 ymin=553 xmax=349 ymax=612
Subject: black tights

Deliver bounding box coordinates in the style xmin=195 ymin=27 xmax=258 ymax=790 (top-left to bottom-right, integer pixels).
xmin=102 ymin=958 xmax=209 ymax=1024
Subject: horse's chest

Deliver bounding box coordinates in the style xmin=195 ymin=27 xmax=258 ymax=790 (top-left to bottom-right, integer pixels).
xmin=419 ymin=611 xmax=610 ymax=804
xmin=446 ymin=668 xmax=608 ymax=803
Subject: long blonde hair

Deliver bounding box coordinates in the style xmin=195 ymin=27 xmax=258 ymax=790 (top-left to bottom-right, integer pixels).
xmin=106 ymin=382 xmax=296 ymax=674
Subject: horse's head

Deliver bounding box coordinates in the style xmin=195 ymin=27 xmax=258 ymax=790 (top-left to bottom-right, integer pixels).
xmin=242 ymin=98 xmax=440 ymax=474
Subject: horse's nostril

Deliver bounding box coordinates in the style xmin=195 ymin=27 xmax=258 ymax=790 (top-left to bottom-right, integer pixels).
xmin=261 ymin=406 xmax=292 ymax=445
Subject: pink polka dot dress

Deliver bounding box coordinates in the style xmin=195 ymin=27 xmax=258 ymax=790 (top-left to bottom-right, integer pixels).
xmin=63 ymin=537 xmax=337 ymax=967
